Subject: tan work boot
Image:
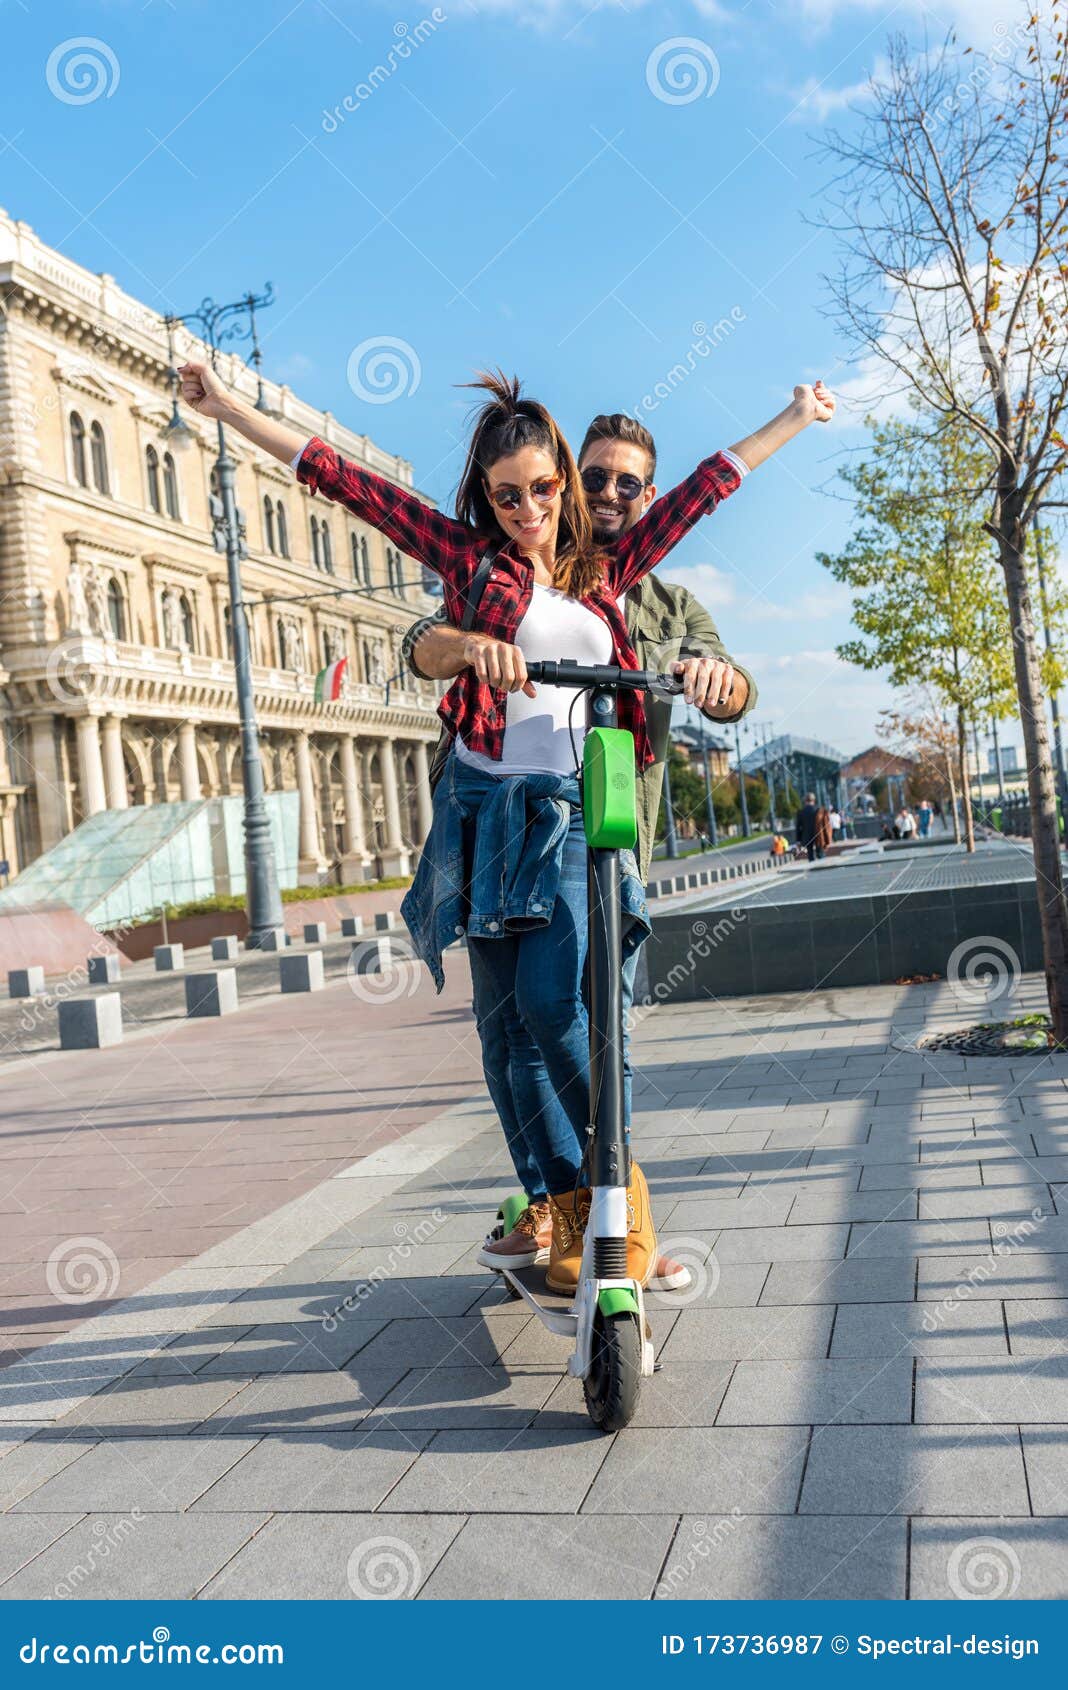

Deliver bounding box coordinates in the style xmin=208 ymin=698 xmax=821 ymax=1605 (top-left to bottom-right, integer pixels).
xmin=476 ymin=1202 xmax=551 ymax=1271
xmin=626 ymin=1159 xmax=658 ymax=1289
xmin=546 ymin=1187 xmax=590 ymax=1293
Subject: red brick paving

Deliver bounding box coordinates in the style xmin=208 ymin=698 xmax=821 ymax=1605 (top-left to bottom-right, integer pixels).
xmin=0 ymin=958 xmax=483 ymax=1355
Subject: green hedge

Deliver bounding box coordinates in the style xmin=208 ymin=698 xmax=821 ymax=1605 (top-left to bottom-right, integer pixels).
xmin=128 ymin=878 xmax=412 ymax=927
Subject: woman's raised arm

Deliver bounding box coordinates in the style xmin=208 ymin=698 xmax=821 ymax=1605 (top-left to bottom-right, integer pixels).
xmin=177 ymin=360 xmax=474 ymax=583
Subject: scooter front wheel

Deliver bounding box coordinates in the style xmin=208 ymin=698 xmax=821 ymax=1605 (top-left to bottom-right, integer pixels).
xmin=583 ymin=1309 xmax=642 ymax=1431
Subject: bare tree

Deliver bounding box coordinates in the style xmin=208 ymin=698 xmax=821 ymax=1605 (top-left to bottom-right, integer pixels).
xmin=822 ymin=9 xmax=1068 ymax=1035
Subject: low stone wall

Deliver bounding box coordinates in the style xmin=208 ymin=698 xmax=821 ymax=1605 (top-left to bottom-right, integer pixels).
xmin=110 ymin=885 xmax=411 ymax=963
xmin=642 ymin=878 xmax=1044 ymax=1002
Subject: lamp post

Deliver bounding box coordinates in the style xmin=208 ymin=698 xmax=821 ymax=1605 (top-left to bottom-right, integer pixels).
xmin=754 ymin=720 xmax=778 ymax=831
xmin=662 ymin=753 xmax=679 ymax=860
xmin=161 ymin=286 xmax=284 ymax=947
xmin=734 ymin=720 xmax=751 ymax=838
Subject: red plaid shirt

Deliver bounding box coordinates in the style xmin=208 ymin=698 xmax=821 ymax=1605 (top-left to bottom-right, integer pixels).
xmin=297 ymin=438 xmax=741 ymax=769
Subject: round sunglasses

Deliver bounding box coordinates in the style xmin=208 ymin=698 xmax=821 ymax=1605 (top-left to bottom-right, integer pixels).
xmin=486 ymin=473 xmax=564 ymax=512
xmin=581 ymin=466 xmax=648 ymax=504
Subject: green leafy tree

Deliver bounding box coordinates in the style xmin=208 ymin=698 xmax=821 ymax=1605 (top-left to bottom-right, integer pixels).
xmin=819 ymin=411 xmax=1019 ymax=852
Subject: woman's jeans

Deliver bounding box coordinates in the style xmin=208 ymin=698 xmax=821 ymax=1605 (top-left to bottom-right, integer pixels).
xmin=467 ymin=802 xmax=593 ymax=1199
xmin=469 ymin=882 xmax=639 ymax=1204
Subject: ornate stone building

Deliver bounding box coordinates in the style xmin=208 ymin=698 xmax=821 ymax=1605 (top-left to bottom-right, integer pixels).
xmin=0 ymin=209 xmax=442 ymax=888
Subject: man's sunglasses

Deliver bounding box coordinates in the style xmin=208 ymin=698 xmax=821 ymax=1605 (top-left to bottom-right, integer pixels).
xmin=486 ymin=473 xmax=564 ymax=512
xmin=581 ymin=466 xmax=648 ymax=503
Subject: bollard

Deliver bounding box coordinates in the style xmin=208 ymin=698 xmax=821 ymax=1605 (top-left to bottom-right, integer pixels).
xmin=87 ymin=953 xmax=121 ymax=985
xmin=647 ymin=884 xmax=659 ymax=901
xmin=185 ymin=970 xmax=239 ymax=1018
xmin=699 ymin=871 xmax=710 ymax=886
xmin=255 ymin=927 xmax=287 ymax=952
xmin=687 ymin=872 xmax=699 ymax=888
xmin=59 ymin=994 xmax=122 ymax=1049
xmin=210 ymin=936 xmax=239 ymax=962
xmin=153 ymin=944 xmax=184 ymax=972
xmin=279 ymin=951 xmax=325 ymax=993
xmin=374 ymin=911 xmax=397 ymax=933
xmin=303 ymin=922 xmax=328 ymax=945
xmin=352 ymin=936 xmax=393 ymax=976
xmin=8 ymin=967 xmax=45 ymax=999
xmin=340 ymin=915 xmax=364 ymax=939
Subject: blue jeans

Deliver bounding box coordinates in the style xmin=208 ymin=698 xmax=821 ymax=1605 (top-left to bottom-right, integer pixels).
xmin=467 ymin=803 xmax=592 ymax=1198
xmin=472 ymin=899 xmax=640 ymax=1203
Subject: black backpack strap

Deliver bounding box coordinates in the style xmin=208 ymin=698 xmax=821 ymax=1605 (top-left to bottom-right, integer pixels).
xmin=460 ymin=541 xmax=502 ymax=632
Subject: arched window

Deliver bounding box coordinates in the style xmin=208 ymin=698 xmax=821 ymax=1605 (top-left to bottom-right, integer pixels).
xmin=263 ymin=495 xmax=276 ymax=555
xmin=107 ymin=577 xmax=126 ymax=640
xmin=351 ymin=532 xmax=361 ymax=581
xmin=321 ymin=524 xmax=334 ymax=575
xmin=276 ymin=501 xmax=289 ymax=558
xmin=276 ymin=617 xmax=285 ymax=667
xmin=70 ymin=412 xmax=88 ymax=486
xmin=89 ymin=421 xmax=109 ymax=495
xmin=145 ymin=444 xmax=161 ymax=512
xmin=310 ymin=515 xmax=322 ymax=570
xmin=360 ymin=536 xmax=370 ymax=585
xmin=163 ymin=452 xmax=179 ymax=520
xmin=179 ymin=592 xmax=195 ymax=652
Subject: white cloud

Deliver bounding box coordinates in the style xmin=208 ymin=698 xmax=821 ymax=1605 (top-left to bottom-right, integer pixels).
xmin=734 ymin=648 xmax=896 ymax=753
xmin=666 ymin=561 xmax=739 ymax=611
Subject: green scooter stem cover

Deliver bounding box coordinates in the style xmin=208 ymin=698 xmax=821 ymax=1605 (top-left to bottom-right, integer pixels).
xmin=583 ymin=727 xmax=637 ymax=848
xmin=499 ymin=1193 xmax=530 ymax=1232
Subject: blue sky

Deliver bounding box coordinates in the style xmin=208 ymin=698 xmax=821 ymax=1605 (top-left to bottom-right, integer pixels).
xmin=1 ymin=0 xmax=1032 ymax=758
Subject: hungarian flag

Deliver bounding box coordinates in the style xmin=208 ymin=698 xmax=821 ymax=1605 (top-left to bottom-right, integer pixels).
xmin=314 ymin=656 xmax=348 ymax=703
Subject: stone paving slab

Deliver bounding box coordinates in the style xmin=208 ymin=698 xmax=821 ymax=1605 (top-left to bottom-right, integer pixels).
xmin=421 ymin=1513 xmax=677 ymax=1601
xmin=201 ymin=1511 xmax=466 ymax=1600
xmin=717 ymin=1358 xmax=913 ymax=1425
xmin=655 ymin=1514 xmax=908 ymax=1601
xmin=799 ymin=1425 xmax=1030 ymax=1516
xmin=582 ymin=1427 xmax=809 ymax=1515
xmin=0 ymin=1512 xmax=268 ymax=1600
xmin=909 ymin=1517 xmax=1068 ymax=1599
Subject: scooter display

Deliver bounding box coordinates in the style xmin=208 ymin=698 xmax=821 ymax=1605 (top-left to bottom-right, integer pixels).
xmin=486 ymin=657 xmax=684 ymax=1431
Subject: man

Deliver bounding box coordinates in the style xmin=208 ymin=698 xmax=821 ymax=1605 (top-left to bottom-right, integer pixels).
xmin=402 ymin=413 xmax=756 ymax=1277
xmin=796 ymin=792 xmax=820 ymax=861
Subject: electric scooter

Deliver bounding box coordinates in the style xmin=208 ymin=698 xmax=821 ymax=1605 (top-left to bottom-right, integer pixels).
xmin=486 ymin=657 xmax=684 ymax=1432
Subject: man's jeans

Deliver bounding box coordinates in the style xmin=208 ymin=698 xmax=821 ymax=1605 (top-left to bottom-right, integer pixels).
xmin=470 ymin=921 xmax=640 ymax=1203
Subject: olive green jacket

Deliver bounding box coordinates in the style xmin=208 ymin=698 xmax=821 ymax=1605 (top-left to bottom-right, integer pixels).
xmin=403 ymin=574 xmax=756 ymax=883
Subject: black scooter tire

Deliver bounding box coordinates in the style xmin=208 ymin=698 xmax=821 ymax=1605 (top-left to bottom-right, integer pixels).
xmin=583 ymin=1309 xmax=642 ymax=1431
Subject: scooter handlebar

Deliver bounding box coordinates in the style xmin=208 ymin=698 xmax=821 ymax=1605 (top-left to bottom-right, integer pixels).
xmin=525 ymin=658 xmax=685 ymax=698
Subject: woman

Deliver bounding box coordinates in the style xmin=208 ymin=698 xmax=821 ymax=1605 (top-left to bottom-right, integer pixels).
xmin=177 ymin=359 xmax=834 ymax=1290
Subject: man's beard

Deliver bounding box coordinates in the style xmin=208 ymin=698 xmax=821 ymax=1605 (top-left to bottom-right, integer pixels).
xmin=591 ymin=510 xmax=627 ymax=544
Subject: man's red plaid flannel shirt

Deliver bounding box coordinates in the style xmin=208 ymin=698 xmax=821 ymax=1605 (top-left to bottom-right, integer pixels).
xmin=297 ymin=438 xmax=741 ymax=769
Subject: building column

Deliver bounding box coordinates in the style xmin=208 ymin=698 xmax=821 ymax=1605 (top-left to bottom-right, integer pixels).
xmin=177 ymin=721 xmax=201 ymax=802
xmin=412 ymin=740 xmax=434 ymax=845
xmin=100 ymin=715 xmax=129 ymax=811
xmin=74 ymin=714 xmax=107 ymax=820
xmin=377 ymin=736 xmax=411 ymax=877
xmin=28 ymin=715 xmax=68 ymax=854
xmin=339 ymin=734 xmax=370 ymax=878
xmin=295 ymin=729 xmax=327 ymax=882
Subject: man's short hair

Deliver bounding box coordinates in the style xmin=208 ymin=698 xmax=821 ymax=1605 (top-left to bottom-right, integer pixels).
xmin=578 ymin=413 xmax=657 ymax=480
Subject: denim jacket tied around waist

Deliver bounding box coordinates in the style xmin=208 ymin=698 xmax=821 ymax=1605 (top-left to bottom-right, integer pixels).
xmin=400 ymin=752 xmax=651 ymax=992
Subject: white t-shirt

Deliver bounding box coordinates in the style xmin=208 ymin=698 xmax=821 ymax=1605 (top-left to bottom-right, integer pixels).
xmin=454 ymin=583 xmax=614 ymax=777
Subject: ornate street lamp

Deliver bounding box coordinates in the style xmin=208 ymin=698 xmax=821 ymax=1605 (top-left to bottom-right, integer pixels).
xmin=161 ymin=286 xmax=284 ymax=946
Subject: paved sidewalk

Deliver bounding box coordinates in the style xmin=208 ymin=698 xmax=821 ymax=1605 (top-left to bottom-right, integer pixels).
xmin=1 ymin=965 xmax=1067 ymax=1600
